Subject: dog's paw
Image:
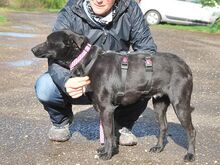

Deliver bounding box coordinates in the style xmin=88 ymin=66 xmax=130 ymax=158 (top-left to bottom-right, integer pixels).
xmin=149 ymin=146 xmax=164 ymax=153
xmin=184 ymin=153 xmax=195 ymax=162
xmin=96 ymin=146 xmax=105 ymax=154
xmin=98 ymin=152 xmax=112 ymax=160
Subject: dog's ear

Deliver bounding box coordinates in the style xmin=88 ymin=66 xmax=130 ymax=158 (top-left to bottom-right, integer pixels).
xmin=69 ymin=33 xmax=89 ymax=49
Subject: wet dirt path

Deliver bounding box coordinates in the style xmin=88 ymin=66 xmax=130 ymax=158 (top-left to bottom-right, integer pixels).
xmin=0 ymin=12 xmax=220 ymax=165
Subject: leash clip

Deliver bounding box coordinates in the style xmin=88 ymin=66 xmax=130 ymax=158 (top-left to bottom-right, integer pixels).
xmin=121 ymin=56 xmax=128 ymax=69
xmin=145 ymin=56 xmax=153 ymax=72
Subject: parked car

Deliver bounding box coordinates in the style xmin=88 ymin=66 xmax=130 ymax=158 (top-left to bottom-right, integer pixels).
xmin=139 ymin=0 xmax=220 ymax=25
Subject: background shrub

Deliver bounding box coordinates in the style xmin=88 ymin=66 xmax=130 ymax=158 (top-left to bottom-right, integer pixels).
xmin=39 ymin=0 xmax=67 ymax=9
xmin=0 ymin=0 xmax=9 ymax=7
xmin=0 ymin=15 xmax=7 ymax=24
xmin=210 ymin=18 xmax=220 ymax=32
xmin=11 ymin=0 xmax=41 ymax=8
xmin=0 ymin=0 xmax=67 ymax=9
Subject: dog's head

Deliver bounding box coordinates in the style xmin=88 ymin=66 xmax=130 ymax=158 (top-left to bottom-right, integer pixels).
xmin=31 ymin=30 xmax=89 ymax=62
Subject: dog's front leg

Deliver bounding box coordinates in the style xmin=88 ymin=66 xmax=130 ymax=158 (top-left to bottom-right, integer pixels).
xmin=97 ymin=104 xmax=118 ymax=160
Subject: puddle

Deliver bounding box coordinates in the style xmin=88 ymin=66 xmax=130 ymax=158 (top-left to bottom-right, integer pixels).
xmin=4 ymin=59 xmax=35 ymax=67
xmin=0 ymin=32 xmax=37 ymax=38
xmin=0 ymin=43 xmax=22 ymax=47
xmin=0 ymin=42 xmax=34 ymax=48
xmin=12 ymin=25 xmax=34 ymax=31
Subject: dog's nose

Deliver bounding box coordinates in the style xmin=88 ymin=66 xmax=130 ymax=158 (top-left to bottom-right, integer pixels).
xmin=31 ymin=47 xmax=37 ymax=54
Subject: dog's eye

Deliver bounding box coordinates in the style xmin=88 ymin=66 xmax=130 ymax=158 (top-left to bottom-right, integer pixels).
xmin=52 ymin=42 xmax=65 ymax=48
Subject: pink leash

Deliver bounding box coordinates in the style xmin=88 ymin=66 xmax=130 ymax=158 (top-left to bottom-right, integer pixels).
xmin=69 ymin=44 xmax=91 ymax=70
xmin=100 ymin=120 xmax=104 ymax=144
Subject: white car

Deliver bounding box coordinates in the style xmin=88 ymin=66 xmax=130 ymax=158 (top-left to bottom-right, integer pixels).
xmin=139 ymin=0 xmax=220 ymax=25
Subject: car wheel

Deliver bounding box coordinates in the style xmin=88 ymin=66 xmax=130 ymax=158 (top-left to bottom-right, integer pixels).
xmin=144 ymin=10 xmax=161 ymax=25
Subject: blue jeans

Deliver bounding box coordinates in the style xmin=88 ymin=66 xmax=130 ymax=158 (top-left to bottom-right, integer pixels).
xmin=35 ymin=72 xmax=147 ymax=128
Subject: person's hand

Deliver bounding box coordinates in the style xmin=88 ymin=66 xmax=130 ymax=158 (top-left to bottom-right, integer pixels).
xmin=65 ymin=76 xmax=90 ymax=98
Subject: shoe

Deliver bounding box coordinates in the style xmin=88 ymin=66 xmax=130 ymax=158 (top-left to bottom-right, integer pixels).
xmin=48 ymin=123 xmax=71 ymax=142
xmin=119 ymin=127 xmax=137 ymax=146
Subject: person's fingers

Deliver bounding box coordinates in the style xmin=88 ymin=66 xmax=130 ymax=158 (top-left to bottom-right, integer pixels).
xmin=70 ymin=76 xmax=90 ymax=83
xmin=76 ymin=79 xmax=90 ymax=86
xmin=77 ymin=76 xmax=90 ymax=81
xmin=72 ymin=81 xmax=90 ymax=88
xmin=66 ymin=87 xmax=82 ymax=93
xmin=69 ymin=90 xmax=83 ymax=97
xmin=65 ymin=77 xmax=91 ymax=89
xmin=68 ymin=87 xmax=85 ymax=98
xmin=65 ymin=76 xmax=90 ymax=98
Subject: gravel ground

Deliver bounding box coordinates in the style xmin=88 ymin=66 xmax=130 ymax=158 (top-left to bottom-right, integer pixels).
xmin=0 ymin=12 xmax=219 ymax=165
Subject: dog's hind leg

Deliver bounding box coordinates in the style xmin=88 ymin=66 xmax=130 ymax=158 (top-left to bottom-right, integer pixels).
xmin=150 ymin=95 xmax=170 ymax=153
xmin=170 ymin=82 xmax=196 ymax=162
xmin=172 ymin=102 xmax=196 ymax=162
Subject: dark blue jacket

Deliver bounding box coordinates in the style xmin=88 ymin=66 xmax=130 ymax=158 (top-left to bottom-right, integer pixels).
xmin=49 ymin=0 xmax=157 ymax=92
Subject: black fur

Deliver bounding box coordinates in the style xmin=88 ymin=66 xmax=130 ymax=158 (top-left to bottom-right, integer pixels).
xmin=32 ymin=30 xmax=196 ymax=162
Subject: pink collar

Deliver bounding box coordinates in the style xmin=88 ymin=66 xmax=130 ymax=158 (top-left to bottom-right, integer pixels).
xmin=69 ymin=43 xmax=92 ymax=70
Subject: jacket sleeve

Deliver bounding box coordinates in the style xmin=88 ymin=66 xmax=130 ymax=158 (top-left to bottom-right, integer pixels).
xmin=48 ymin=61 xmax=71 ymax=93
xmin=48 ymin=8 xmax=72 ymax=93
xmin=129 ymin=2 xmax=157 ymax=53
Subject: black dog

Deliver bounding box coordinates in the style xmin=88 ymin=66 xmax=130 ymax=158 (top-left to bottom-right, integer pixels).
xmin=32 ymin=30 xmax=196 ymax=162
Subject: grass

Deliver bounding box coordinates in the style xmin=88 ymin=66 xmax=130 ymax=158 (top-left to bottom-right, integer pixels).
xmin=0 ymin=0 xmax=66 ymax=9
xmin=155 ymin=22 xmax=220 ymax=33
xmin=0 ymin=15 xmax=7 ymax=25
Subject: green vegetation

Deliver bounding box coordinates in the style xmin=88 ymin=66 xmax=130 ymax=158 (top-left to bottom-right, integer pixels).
xmin=0 ymin=0 xmax=67 ymax=9
xmin=0 ymin=15 xmax=7 ymax=25
xmin=155 ymin=21 xmax=220 ymax=33
xmin=209 ymin=19 xmax=220 ymax=33
xmin=201 ymin=0 xmax=220 ymax=7
xmin=39 ymin=0 xmax=67 ymax=9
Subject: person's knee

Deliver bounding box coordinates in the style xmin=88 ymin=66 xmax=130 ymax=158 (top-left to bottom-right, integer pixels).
xmin=35 ymin=73 xmax=58 ymax=104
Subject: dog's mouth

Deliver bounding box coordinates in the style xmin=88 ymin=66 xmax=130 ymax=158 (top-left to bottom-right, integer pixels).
xmin=31 ymin=49 xmax=49 ymax=58
xmin=31 ymin=46 xmax=49 ymax=58
xmin=34 ymin=53 xmax=48 ymax=58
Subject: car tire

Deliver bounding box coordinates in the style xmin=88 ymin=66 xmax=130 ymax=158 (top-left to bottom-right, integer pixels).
xmin=144 ymin=10 xmax=161 ymax=25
